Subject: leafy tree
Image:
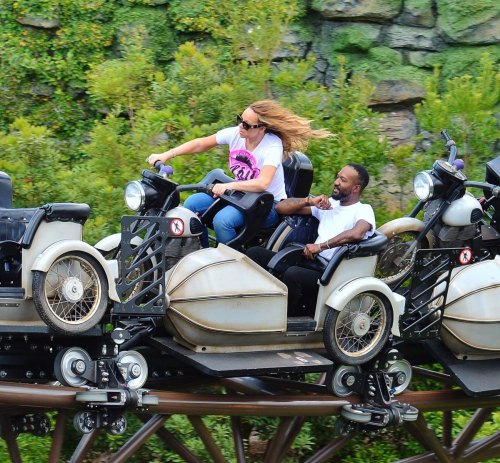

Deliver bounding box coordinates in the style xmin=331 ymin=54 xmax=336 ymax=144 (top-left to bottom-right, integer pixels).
xmin=415 ymin=53 xmax=500 ymax=176
xmin=87 ymin=27 xmax=156 ymax=126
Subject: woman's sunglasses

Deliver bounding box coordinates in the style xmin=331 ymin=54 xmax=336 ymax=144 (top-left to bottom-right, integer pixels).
xmin=237 ymin=114 xmax=265 ymax=130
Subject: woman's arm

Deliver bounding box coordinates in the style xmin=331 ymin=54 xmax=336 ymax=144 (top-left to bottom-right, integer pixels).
xmin=148 ymin=134 xmax=218 ymax=166
xmin=211 ymin=165 xmax=277 ymax=196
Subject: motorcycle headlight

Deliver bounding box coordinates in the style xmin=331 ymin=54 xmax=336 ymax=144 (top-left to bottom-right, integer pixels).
xmin=125 ymin=181 xmax=146 ymax=211
xmin=414 ymin=171 xmax=434 ymax=201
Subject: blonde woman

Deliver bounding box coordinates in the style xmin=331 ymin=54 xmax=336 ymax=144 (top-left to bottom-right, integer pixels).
xmin=147 ymin=100 xmax=330 ymax=247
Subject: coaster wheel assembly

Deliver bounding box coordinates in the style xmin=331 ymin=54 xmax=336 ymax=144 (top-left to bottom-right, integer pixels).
xmin=0 ymin=368 xmax=500 ymax=462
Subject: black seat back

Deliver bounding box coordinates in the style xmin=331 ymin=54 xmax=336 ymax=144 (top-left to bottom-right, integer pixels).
xmin=320 ymin=231 xmax=389 ymax=286
xmin=266 ymin=215 xmax=319 ymax=252
xmin=283 ymin=152 xmax=314 ymax=198
xmin=0 ymin=172 xmax=13 ymax=209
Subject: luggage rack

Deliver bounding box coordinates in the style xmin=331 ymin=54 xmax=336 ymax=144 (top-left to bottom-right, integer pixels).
xmin=396 ymin=248 xmax=468 ymax=340
xmin=114 ymin=215 xmax=173 ymax=316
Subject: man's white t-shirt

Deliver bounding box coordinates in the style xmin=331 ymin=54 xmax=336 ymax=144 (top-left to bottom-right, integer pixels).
xmin=216 ymin=126 xmax=287 ymax=200
xmin=311 ymin=198 xmax=376 ymax=260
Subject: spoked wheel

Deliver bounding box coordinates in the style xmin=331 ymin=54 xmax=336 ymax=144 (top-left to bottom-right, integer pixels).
xmin=32 ymin=252 xmax=108 ymax=335
xmin=54 ymin=347 xmax=91 ymax=387
xmin=117 ymin=350 xmax=148 ymax=390
xmin=386 ymin=359 xmax=412 ymax=395
xmin=376 ymin=231 xmax=429 ymax=286
xmin=323 ymin=292 xmax=392 ymax=365
xmin=326 ymin=365 xmax=361 ymax=397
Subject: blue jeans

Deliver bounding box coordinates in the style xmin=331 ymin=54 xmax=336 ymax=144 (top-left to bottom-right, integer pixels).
xmin=184 ymin=193 xmax=280 ymax=248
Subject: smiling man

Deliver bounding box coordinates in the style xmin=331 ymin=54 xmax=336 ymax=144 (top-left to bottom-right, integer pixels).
xmin=246 ymin=163 xmax=376 ymax=317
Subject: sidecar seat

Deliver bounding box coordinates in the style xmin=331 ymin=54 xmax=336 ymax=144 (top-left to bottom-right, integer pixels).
xmin=267 ymin=231 xmax=389 ymax=318
xmin=0 ymin=203 xmax=91 ymax=287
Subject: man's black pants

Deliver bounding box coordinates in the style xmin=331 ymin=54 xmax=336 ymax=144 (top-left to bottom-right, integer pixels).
xmin=246 ymin=247 xmax=322 ymax=317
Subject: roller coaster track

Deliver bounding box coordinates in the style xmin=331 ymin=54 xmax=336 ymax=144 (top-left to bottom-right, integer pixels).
xmin=1 ymin=368 xmax=500 ymax=462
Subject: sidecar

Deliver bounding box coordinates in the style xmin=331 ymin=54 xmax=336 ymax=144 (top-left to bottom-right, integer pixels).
xmin=0 ymin=171 xmax=120 ymax=336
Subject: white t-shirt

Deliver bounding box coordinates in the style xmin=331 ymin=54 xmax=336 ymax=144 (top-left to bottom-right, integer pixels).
xmin=216 ymin=126 xmax=287 ymax=200
xmin=311 ymin=198 xmax=376 ymax=260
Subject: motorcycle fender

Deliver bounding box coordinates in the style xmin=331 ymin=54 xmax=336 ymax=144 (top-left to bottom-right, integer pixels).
xmin=325 ymin=277 xmax=406 ymax=337
xmin=31 ymin=240 xmax=120 ymax=302
xmin=94 ymin=233 xmax=143 ymax=253
xmin=378 ymin=217 xmax=434 ymax=249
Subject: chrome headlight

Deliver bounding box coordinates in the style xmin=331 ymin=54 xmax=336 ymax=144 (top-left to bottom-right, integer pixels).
xmin=125 ymin=181 xmax=145 ymax=211
xmin=413 ymin=171 xmax=434 ymax=201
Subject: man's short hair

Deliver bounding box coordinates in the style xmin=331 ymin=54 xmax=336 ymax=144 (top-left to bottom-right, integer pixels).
xmin=347 ymin=163 xmax=369 ymax=192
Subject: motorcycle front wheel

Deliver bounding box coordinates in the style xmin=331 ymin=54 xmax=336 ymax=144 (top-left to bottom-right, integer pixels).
xmin=33 ymin=252 xmax=108 ymax=335
xmin=376 ymin=231 xmax=429 ymax=286
xmin=323 ymin=292 xmax=392 ymax=365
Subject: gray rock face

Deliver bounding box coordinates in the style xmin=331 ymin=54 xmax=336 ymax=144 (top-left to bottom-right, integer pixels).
xmin=311 ymin=0 xmax=402 ymax=22
xmin=385 ymin=25 xmax=443 ymax=50
xmin=369 ymin=80 xmax=426 ymax=106
xmin=397 ymin=0 xmax=436 ymax=28
xmin=407 ymin=51 xmax=436 ymax=67
xmin=17 ymin=15 xmax=60 ymax=29
xmin=437 ymin=1 xmax=500 ymax=45
xmin=438 ymin=14 xmax=500 ymax=45
xmin=378 ymin=109 xmax=418 ymax=146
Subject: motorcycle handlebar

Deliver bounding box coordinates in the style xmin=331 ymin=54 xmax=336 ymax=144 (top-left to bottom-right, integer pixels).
xmin=176 ymin=183 xmax=236 ymax=196
xmin=441 ymin=130 xmax=457 ymax=164
xmin=464 ymin=181 xmax=500 ymax=198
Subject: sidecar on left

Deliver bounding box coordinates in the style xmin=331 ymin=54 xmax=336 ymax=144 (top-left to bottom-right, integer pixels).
xmin=0 ymin=171 xmax=130 ymax=383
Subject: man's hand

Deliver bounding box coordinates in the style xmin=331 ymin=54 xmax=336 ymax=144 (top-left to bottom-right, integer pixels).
xmin=303 ymin=243 xmax=322 ymax=260
xmin=310 ymin=195 xmax=332 ymax=210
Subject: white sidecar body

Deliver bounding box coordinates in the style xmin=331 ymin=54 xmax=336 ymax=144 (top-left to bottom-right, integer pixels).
xmin=440 ymin=255 xmax=500 ymax=360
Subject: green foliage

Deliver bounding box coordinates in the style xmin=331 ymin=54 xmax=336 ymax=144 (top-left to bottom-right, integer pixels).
xmin=331 ymin=24 xmax=380 ymax=52
xmin=415 ymin=53 xmax=500 ymax=174
xmin=87 ymin=27 xmax=156 ymax=124
xmin=0 ymin=118 xmax=69 ymax=206
xmin=276 ymin=56 xmax=390 ymax=208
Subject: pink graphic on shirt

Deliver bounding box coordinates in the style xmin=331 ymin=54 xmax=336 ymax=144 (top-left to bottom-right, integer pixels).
xmin=229 ymin=149 xmax=260 ymax=181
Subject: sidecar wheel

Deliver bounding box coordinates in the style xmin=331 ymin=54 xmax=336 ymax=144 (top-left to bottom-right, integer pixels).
xmin=323 ymin=292 xmax=392 ymax=366
xmin=376 ymin=231 xmax=429 ymax=286
xmin=33 ymin=252 xmax=108 ymax=335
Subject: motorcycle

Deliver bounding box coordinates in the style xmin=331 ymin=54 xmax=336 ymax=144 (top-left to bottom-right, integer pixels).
xmin=377 ymin=130 xmax=500 ymax=287
xmin=0 ymin=171 xmax=120 ymax=336
xmin=94 ymin=151 xmax=315 ymax=263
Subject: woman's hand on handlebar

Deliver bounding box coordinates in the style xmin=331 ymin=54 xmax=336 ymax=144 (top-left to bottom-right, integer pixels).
xmin=147 ymin=151 xmax=172 ymax=167
xmin=212 ymin=182 xmax=235 ymax=198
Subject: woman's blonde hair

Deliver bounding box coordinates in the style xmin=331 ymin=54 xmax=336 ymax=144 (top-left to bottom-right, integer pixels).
xmin=250 ymin=100 xmax=332 ymax=159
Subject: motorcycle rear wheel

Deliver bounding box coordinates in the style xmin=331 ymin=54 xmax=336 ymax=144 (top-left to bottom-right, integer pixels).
xmin=376 ymin=231 xmax=429 ymax=286
xmin=33 ymin=251 xmax=108 ymax=335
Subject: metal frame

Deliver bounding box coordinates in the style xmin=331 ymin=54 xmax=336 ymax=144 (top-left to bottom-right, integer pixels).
xmin=1 ymin=370 xmax=500 ymax=462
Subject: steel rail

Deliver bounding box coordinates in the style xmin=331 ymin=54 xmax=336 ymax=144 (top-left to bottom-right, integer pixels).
xmin=0 ymin=383 xmax=500 ymax=416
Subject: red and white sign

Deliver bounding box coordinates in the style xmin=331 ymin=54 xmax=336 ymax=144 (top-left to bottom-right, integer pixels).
xmin=458 ymin=248 xmax=472 ymax=265
xmin=170 ymin=218 xmax=184 ymax=236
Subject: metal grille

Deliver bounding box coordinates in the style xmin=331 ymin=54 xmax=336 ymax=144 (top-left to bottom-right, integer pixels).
xmin=114 ymin=216 xmax=173 ymax=315
xmin=398 ymin=248 xmax=468 ymax=340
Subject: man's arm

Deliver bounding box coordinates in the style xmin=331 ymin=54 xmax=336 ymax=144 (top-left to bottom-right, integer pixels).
xmin=303 ymin=219 xmax=373 ymax=259
xmin=275 ymin=194 xmax=332 ymax=216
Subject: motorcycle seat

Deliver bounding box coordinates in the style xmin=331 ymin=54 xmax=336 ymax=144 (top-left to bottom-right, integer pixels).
xmin=0 ymin=203 xmax=90 ymax=247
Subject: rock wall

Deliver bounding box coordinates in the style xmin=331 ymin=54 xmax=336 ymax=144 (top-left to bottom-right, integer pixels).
xmin=299 ymin=0 xmax=500 ymax=147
